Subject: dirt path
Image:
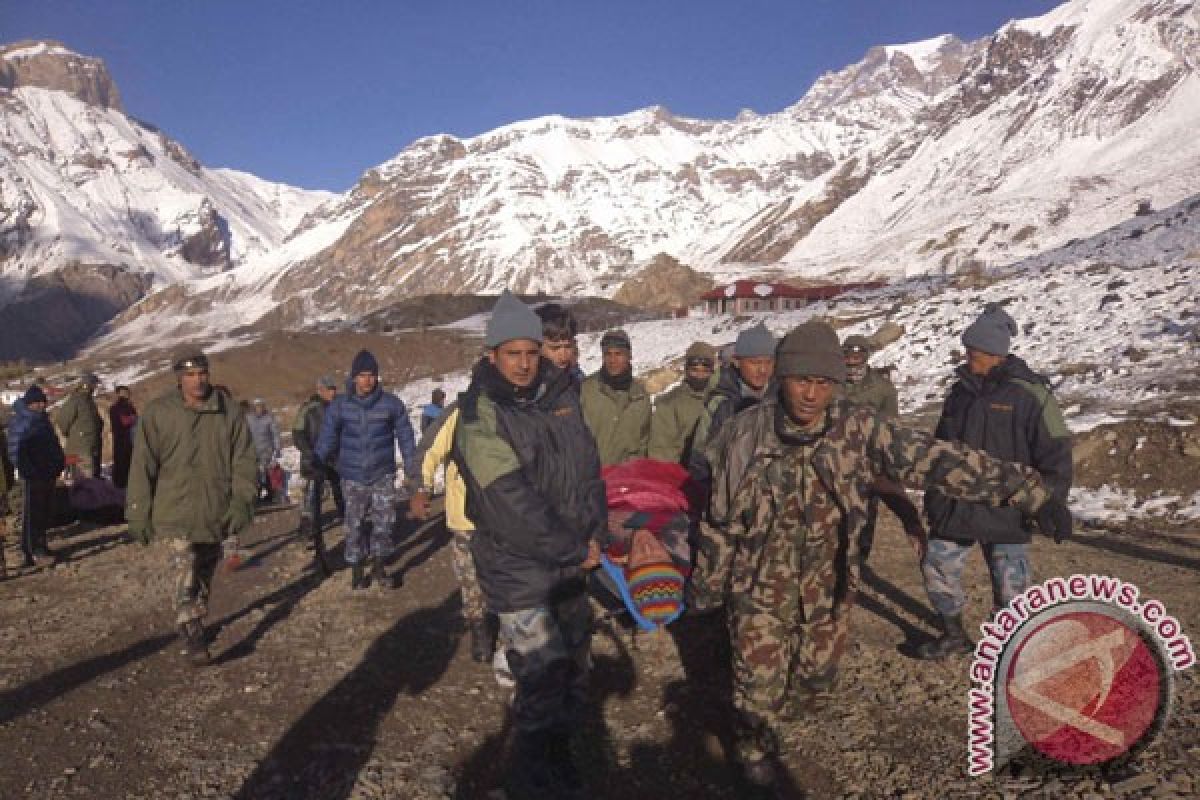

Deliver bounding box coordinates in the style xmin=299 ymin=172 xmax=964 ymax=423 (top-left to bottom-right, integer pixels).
xmin=1 ymin=503 xmax=1197 ymax=799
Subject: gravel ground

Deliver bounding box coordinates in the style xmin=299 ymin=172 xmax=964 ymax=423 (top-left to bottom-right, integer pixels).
xmin=0 ymin=499 xmax=1196 ymax=799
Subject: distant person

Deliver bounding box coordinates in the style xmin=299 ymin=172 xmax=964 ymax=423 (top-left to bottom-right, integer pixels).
xmin=535 ymin=302 xmax=584 ymax=388
xmin=8 ymin=385 xmax=65 ymax=568
xmin=292 ymin=376 xmax=344 ymax=575
xmin=580 ymin=329 xmax=651 ymax=465
xmin=420 ymin=388 xmax=446 ymax=433
xmin=454 ymin=291 xmax=606 ymax=795
xmin=245 ymin=398 xmax=282 ymax=502
xmin=840 ymin=334 xmax=925 ymax=561
xmin=125 ymin=352 xmax=257 ymax=666
xmin=916 ymin=304 xmax=1073 ymax=660
xmin=0 ymin=418 xmax=14 ymax=579
xmin=688 ymin=322 xmax=776 ymax=482
xmin=108 ymin=385 xmax=138 ymax=489
xmin=55 ymin=372 xmax=103 ymax=479
xmin=314 ymin=350 xmax=417 ymax=592
xmin=647 ymin=340 xmax=717 ymax=464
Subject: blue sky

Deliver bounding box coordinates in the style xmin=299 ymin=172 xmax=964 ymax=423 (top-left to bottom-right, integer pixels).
xmin=5 ymin=0 xmax=1063 ymax=191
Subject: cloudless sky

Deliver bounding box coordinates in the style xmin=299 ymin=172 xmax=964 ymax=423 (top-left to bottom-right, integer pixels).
xmin=4 ymin=0 xmax=1063 ymax=191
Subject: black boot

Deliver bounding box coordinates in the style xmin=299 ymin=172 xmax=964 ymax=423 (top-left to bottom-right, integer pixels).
xmin=915 ymin=613 xmax=973 ymax=660
xmin=351 ymin=562 xmax=367 ymax=590
xmin=469 ymin=616 xmax=497 ymax=663
xmin=370 ymin=558 xmax=395 ymax=590
xmin=179 ymin=621 xmax=211 ymax=667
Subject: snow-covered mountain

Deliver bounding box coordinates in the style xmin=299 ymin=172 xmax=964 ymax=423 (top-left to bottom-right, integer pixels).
xmin=6 ymin=0 xmax=1200 ymax=361
xmin=0 ymin=40 xmax=333 ymax=359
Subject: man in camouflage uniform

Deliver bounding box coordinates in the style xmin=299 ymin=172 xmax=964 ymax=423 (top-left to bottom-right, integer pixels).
xmin=55 ymin=373 xmax=104 ymax=480
xmin=648 ymin=340 xmax=717 ymax=464
xmin=689 ymin=320 xmax=1072 ymax=788
xmin=840 ymin=333 xmax=926 ymax=562
xmin=126 ymin=352 xmax=257 ymax=666
xmin=916 ymin=304 xmax=1073 ymax=659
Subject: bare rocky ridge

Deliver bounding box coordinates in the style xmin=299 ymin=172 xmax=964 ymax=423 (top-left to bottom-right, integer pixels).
xmin=0 ymin=40 xmax=122 ymax=110
xmin=612 ymin=254 xmax=713 ymax=312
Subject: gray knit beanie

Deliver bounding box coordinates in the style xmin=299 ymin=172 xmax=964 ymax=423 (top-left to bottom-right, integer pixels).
xmin=600 ymin=329 xmax=632 ymax=352
xmin=776 ymin=321 xmax=847 ymax=383
xmin=734 ymin=323 xmax=776 ymax=357
xmin=485 ymin=290 xmax=543 ymax=347
xmin=961 ymin=303 xmax=1018 ymax=356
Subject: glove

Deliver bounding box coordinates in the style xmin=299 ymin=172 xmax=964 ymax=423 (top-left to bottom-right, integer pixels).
xmin=222 ymin=504 xmax=255 ymax=536
xmin=1036 ymin=498 xmax=1072 ymax=544
xmin=127 ymin=520 xmax=153 ymax=546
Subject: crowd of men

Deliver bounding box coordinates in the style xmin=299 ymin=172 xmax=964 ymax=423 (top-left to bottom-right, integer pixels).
xmin=0 ymin=293 xmax=1074 ymax=796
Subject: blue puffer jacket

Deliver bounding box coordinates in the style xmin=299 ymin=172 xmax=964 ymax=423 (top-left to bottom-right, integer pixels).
xmin=314 ymin=382 xmax=417 ymax=485
xmin=8 ymin=399 xmax=66 ymax=481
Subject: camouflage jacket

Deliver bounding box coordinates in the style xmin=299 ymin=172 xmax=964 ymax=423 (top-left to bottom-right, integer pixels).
xmin=841 ymin=367 xmax=898 ymax=417
xmin=690 ymin=397 xmax=1050 ymax=614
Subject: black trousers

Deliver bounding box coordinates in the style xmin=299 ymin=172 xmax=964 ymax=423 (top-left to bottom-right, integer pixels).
xmin=21 ymin=479 xmax=55 ymax=561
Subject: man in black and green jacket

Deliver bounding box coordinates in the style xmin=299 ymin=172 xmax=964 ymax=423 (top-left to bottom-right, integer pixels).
xmin=454 ymin=290 xmax=606 ymax=797
xmin=125 ymin=352 xmax=257 ymax=666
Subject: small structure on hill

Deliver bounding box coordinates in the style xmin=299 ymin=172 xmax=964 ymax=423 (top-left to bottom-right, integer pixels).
xmin=694 ymin=280 xmax=885 ymax=316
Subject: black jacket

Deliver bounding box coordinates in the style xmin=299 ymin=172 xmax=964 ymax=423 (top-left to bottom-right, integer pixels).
xmin=454 ymin=358 xmax=607 ymax=612
xmin=925 ymin=356 xmax=1072 ymax=544
xmin=687 ymin=367 xmax=773 ymax=483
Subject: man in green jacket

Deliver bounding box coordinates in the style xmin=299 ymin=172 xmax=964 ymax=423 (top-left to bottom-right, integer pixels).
xmin=55 ymin=373 xmax=104 ymax=479
xmin=648 ymin=341 xmax=717 ymax=464
xmin=580 ymin=329 xmax=651 ymax=466
xmin=125 ymin=352 xmax=257 ymax=666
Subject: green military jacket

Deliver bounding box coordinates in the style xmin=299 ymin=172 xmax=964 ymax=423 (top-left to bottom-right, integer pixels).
xmin=691 ymin=398 xmax=1049 ymax=615
xmin=647 ymin=375 xmax=714 ymax=464
xmin=55 ymin=389 xmax=104 ymax=457
xmin=126 ymin=388 xmax=257 ymax=544
xmin=841 ymin=367 xmax=898 ymax=417
xmin=580 ymin=373 xmax=652 ymax=466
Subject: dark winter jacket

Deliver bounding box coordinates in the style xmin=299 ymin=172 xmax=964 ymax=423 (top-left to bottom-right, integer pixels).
xmin=293 ymin=395 xmax=336 ymax=479
xmin=109 ymin=397 xmax=138 ymax=489
xmin=687 ymin=367 xmax=774 ymax=482
xmin=125 ymin=388 xmax=257 ymax=544
xmin=420 ymin=403 xmax=444 ymax=433
xmin=9 ymin=399 xmax=65 ymax=482
xmin=925 ymin=355 xmax=1072 ymax=545
xmin=315 ymin=382 xmax=417 ymax=486
xmin=454 ymin=358 xmax=607 ymax=612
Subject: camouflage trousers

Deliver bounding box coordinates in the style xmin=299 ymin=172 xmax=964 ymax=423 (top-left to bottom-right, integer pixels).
xmin=730 ymin=525 xmax=851 ymax=763
xmin=342 ymin=476 xmax=397 ymax=565
xmin=449 ymin=530 xmax=486 ymax=623
xmin=168 ymin=539 xmax=221 ymax=626
xmin=498 ymin=581 xmax=592 ymax=734
xmin=921 ymin=538 xmax=1030 ymax=618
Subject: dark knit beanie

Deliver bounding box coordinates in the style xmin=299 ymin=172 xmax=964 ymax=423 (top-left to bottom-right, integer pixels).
xmin=961 ymin=303 xmax=1018 ymax=356
xmin=600 ymin=329 xmax=632 ymax=353
xmin=23 ymin=385 xmax=48 ymax=405
xmin=485 ymin=290 xmax=544 ymax=347
xmin=734 ymin=323 xmax=776 ymax=357
xmin=685 ymin=341 xmax=716 ymax=363
xmin=351 ymin=349 xmax=379 ymax=377
xmin=776 ymin=321 xmax=847 ymax=382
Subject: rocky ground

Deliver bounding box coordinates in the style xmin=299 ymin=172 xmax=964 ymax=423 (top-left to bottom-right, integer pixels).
xmin=1 ymin=493 xmax=1197 ymax=800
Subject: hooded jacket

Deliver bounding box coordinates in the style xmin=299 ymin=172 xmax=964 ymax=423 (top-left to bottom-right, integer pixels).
xmin=9 ymin=399 xmax=65 ymax=482
xmin=125 ymin=388 xmax=257 ymax=544
xmin=454 ymin=358 xmax=606 ymax=612
xmin=687 ymin=366 xmax=774 ymax=481
xmin=924 ymin=355 xmax=1072 ymax=544
xmin=315 ymin=380 xmax=417 ymax=485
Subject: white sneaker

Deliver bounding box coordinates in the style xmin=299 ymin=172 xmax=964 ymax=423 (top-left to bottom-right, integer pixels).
xmin=492 ymin=646 xmax=515 ymax=688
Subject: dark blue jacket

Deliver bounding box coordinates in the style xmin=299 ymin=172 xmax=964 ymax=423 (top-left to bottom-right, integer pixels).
xmin=925 ymin=355 xmax=1072 ymax=544
xmin=8 ymin=399 xmax=66 ymax=482
xmin=315 ymin=382 xmax=416 ymax=485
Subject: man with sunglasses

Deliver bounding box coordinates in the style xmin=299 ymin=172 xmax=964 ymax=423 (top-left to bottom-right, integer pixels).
xmin=126 ymin=352 xmax=257 ymax=666
xmin=648 ymin=341 xmax=718 ymax=464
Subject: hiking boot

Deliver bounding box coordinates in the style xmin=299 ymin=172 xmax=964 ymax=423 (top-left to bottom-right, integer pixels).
xmin=179 ymin=621 xmax=211 ymax=667
xmin=915 ymin=613 xmax=973 ymax=660
xmin=370 ymin=558 xmax=395 ymax=591
xmin=469 ymin=616 xmax=497 ymax=663
xmin=350 ymin=562 xmax=367 ymax=591
xmin=741 ymin=756 xmax=780 ymax=790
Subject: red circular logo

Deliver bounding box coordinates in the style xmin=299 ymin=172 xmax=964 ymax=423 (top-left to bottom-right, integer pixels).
xmin=1005 ymin=611 xmax=1165 ymax=765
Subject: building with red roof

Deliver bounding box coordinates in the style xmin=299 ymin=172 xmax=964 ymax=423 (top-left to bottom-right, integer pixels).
xmin=695 ymin=280 xmax=884 ymax=316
